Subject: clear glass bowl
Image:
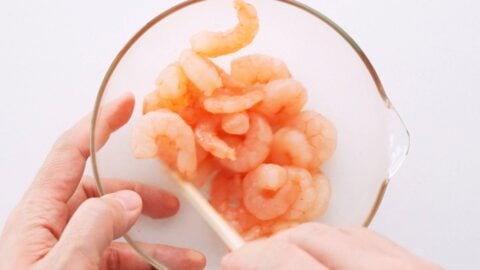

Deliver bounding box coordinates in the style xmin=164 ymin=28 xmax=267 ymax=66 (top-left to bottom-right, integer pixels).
xmin=90 ymin=0 xmax=410 ymax=269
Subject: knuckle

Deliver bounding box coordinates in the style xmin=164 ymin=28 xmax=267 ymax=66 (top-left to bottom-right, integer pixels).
xmin=81 ymin=197 xmax=105 ymax=211
xmin=277 ymin=237 xmax=303 ymax=252
xmin=79 ymin=176 xmax=100 ymax=198
xmin=81 ymin=198 xmax=117 ymax=220
xmin=267 ymin=239 xmax=291 ymax=252
xmin=80 ymin=175 xmax=95 ymax=186
xmin=296 ymin=222 xmax=325 ymax=234
xmin=338 ymin=225 xmax=362 ymax=234
xmin=74 ymin=198 xmax=121 ymax=241
xmin=57 ymin=238 xmax=100 ymax=269
xmin=292 ymin=222 xmax=341 ymax=243
xmin=82 ymin=196 xmax=129 ymax=235
xmin=52 ymin=133 xmax=89 ymax=160
xmin=104 ymin=247 xmax=121 ymax=270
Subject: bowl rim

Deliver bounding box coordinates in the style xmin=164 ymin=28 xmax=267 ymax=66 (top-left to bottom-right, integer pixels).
xmin=90 ymin=0 xmax=410 ymax=268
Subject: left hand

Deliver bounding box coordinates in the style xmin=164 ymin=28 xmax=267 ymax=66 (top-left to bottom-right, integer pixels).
xmin=0 ymin=93 xmax=206 ymax=270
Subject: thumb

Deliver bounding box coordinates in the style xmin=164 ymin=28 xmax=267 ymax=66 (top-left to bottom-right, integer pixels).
xmin=45 ymin=190 xmax=142 ymax=269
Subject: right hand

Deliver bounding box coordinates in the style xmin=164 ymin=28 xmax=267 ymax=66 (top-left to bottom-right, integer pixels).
xmin=221 ymin=223 xmax=442 ymax=270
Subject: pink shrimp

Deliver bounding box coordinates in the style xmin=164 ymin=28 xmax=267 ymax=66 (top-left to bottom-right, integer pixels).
xmin=143 ymin=63 xmax=189 ymax=114
xmin=286 ymin=110 xmax=337 ymax=168
xmin=210 ymin=172 xmax=239 ymax=211
xmin=268 ymin=127 xmax=314 ymax=168
xmin=242 ymin=226 xmax=264 ymax=241
xmin=175 ymin=91 xmax=211 ymax=126
xmin=243 ymin=164 xmax=300 ymax=220
xmin=176 ymin=104 xmax=201 ymax=126
xmin=214 ymin=64 xmax=248 ymax=90
xmin=219 ymin=113 xmax=273 ymax=173
xmin=190 ymin=0 xmax=259 ymax=57
xmin=189 ymin=156 xmax=218 ymax=187
xmin=194 ymin=117 xmax=236 ymax=160
xmin=281 ymin=167 xmax=318 ymax=221
xmin=179 ymin=50 xmax=223 ymax=96
xmin=131 ymin=110 xmax=197 ymax=179
xmin=303 ymin=172 xmax=332 ymax=220
xmin=253 ymin=79 xmax=307 ymax=121
xmin=210 ymin=172 xmax=259 ymax=233
xmin=242 ymin=219 xmax=299 ymax=240
xmin=196 ymin=143 xmax=209 ymax=164
xmin=203 ymin=86 xmax=264 ymax=114
xmin=230 ymin=54 xmax=291 ymax=85
xmin=221 ymin=112 xmax=250 ymax=135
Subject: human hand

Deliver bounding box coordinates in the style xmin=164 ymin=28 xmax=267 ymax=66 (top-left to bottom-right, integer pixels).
xmin=0 ymin=93 xmax=206 ymax=270
xmin=222 ymin=223 xmax=442 ymax=270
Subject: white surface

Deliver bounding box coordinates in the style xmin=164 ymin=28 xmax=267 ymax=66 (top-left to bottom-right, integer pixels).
xmin=0 ymin=0 xmax=479 ymax=269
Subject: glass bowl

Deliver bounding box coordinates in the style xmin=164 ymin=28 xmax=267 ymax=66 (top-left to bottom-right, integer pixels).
xmin=90 ymin=0 xmax=410 ymax=269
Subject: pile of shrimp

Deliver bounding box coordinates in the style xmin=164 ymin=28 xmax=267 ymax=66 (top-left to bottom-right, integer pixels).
xmin=131 ymin=0 xmax=337 ymax=241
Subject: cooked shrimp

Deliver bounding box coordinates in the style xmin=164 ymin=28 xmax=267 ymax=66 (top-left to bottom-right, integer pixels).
xmin=176 ymin=97 xmax=209 ymax=126
xmin=303 ymin=172 xmax=332 ymax=220
xmin=269 ymin=127 xmax=314 ymax=168
xmin=195 ymin=117 xmax=236 ymax=160
xmin=189 ymin=157 xmax=218 ymax=187
xmin=243 ymin=164 xmax=300 ymax=220
xmin=281 ymin=167 xmax=317 ymax=221
xmin=153 ymin=63 xmax=188 ymax=100
xmin=190 ymin=0 xmax=259 ymax=57
xmin=219 ymin=113 xmax=273 ymax=172
xmin=203 ymin=86 xmax=264 ymax=114
xmin=254 ymin=79 xmax=307 ymax=120
xmin=196 ymin=143 xmax=209 ymax=164
xmin=132 ymin=110 xmax=197 ymax=178
xmin=143 ymin=92 xmax=189 ymax=115
xmin=210 ymin=172 xmax=259 ymax=233
xmin=242 ymin=219 xmax=298 ymax=240
xmin=176 ymin=104 xmax=199 ymax=126
xmin=214 ymin=64 xmax=248 ymax=90
xmin=222 ymin=112 xmax=250 ymax=135
xmin=210 ymin=172 xmax=239 ymax=211
xmin=286 ymin=110 xmax=337 ymax=168
xmin=242 ymin=225 xmax=263 ymax=241
xmin=231 ymin=54 xmax=291 ymax=85
xmin=227 ymin=207 xmax=261 ymax=235
xmin=179 ymin=50 xmax=222 ymax=96
xmin=143 ymin=63 xmax=189 ymax=114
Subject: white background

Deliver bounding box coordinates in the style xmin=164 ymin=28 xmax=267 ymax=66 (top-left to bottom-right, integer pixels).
xmin=0 ymin=0 xmax=479 ymax=269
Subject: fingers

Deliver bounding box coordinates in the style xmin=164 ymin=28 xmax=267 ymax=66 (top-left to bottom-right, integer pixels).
xmin=221 ymin=239 xmax=328 ymax=270
xmin=44 ymin=190 xmax=142 ymax=269
xmin=100 ymin=242 xmax=206 ymax=270
xmin=273 ymin=223 xmax=361 ymax=269
xmin=275 ymin=224 xmax=444 ymax=270
xmin=338 ymin=226 xmax=404 ymax=255
xmin=68 ymin=176 xmax=179 ymax=219
xmin=29 ymin=92 xmax=135 ymax=203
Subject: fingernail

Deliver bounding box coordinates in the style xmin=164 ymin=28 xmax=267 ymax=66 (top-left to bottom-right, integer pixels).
xmin=186 ymin=250 xmax=204 ymax=262
xmin=165 ymin=195 xmax=179 ymax=210
xmin=112 ymin=190 xmax=142 ymax=211
xmin=120 ymin=91 xmax=134 ymax=100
